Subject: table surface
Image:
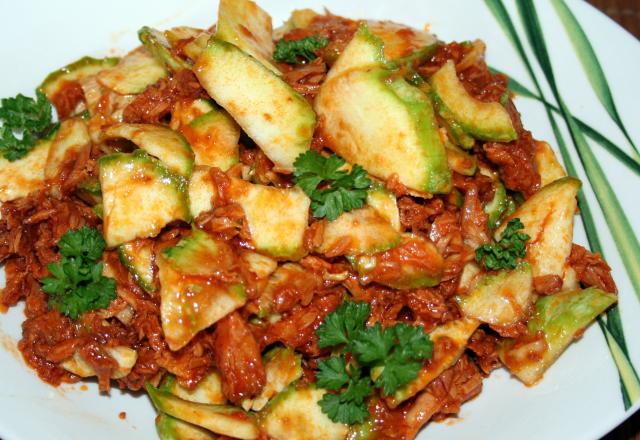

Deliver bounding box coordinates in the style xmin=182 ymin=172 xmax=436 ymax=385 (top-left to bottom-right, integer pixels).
xmin=587 ymin=2 xmax=639 ymax=438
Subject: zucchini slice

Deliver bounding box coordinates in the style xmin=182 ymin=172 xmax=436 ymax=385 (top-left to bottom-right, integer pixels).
xmin=242 ymin=346 xmax=303 ymax=411
xmin=138 ymin=26 xmax=191 ymax=72
xmin=45 ymin=118 xmax=91 ymax=181
xmin=161 ymin=372 xmax=226 ymax=405
xmin=429 ymin=60 xmax=517 ymax=142
xmin=156 ymin=414 xmax=219 ymax=440
xmin=366 ymin=20 xmax=437 ymax=61
xmin=317 ymin=207 xmax=401 ymax=257
xmin=170 ymin=99 xmax=216 ymax=129
xmin=324 ymin=25 xmax=386 ymax=82
xmin=181 ymin=108 xmax=240 ymax=171
xmin=456 ymin=263 xmax=533 ymax=326
xmin=194 ymin=38 xmax=315 ymax=172
xmin=478 ymin=165 xmax=508 ymax=229
xmin=262 ymin=384 xmax=349 ymax=440
xmin=118 ymin=239 xmax=157 ymax=293
xmin=98 ymin=150 xmax=190 ymax=248
xmin=97 ymin=47 xmax=166 ymax=95
xmin=366 ymin=184 xmax=401 ymax=231
xmin=316 ymin=27 xmax=451 ymax=194
xmin=387 ymin=318 xmax=479 ymax=408
xmin=146 ymin=383 xmax=259 ymax=440
xmin=534 ymin=140 xmax=566 ymax=186
xmin=0 ymin=136 xmax=53 ymax=202
xmin=38 ymin=55 xmax=119 ymax=103
xmin=216 ymin=0 xmax=279 ymax=74
xmin=61 ymin=346 xmax=137 ymax=379
xmin=240 ymin=251 xmax=278 ymax=279
xmin=158 ymin=229 xmax=246 ymax=350
xmin=445 ymin=141 xmax=477 ymax=176
xmin=188 ymin=167 xmax=217 ymax=219
xmin=351 ymin=233 xmax=444 ymax=289
xmin=496 ymin=176 xmax=580 ymax=280
xmin=227 ymin=178 xmax=310 ymax=260
xmin=103 ymin=123 xmax=194 ymax=177
xmin=499 ymin=287 xmax=616 ymax=385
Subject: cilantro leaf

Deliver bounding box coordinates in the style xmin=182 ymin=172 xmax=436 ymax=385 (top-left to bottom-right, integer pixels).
xmin=293 ymin=151 xmax=372 ymax=221
xmin=475 ymin=218 xmax=530 ymax=270
xmin=273 ymin=35 xmax=329 ymax=64
xmin=374 ymin=358 xmax=424 ymax=396
xmin=351 ymin=322 xmax=394 ymax=364
xmin=316 ymin=355 xmax=351 ymax=390
xmin=316 ymin=301 xmax=371 ymax=349
xmin=41 ymin=227 xmax=116 ymax=320
xmin=318 ymin=364 xmax=372 ymax=425
xmin=0 ymin=90 xmax=56 ymax=161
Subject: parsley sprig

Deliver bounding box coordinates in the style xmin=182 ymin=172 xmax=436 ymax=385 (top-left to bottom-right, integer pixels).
xmin=475 ymin=218 xmax=530 ymax=270
xmin=273 ymin=35 xmax=329 ymax=64
xmin=315 ymin=302 xmax=433 ymax=425
xmin=293 ymin=151 xmax=372 ymax=221
xmin=0 ymin=91 xmax=57 ymax=161
xmin=42 ymin=226 xmax=117 ymax=320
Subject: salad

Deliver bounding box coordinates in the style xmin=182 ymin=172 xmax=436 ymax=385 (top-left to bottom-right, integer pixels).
xmin=0 ymin=0 xmax=619 ymax=439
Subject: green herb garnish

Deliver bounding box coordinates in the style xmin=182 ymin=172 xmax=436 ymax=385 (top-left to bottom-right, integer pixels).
xmin=41 ymin=226 xmax=116 ymax=320
xmin=475 ymin=218 xmax=530 ymax=270
xmin=315 ymin=302 xmax=433 ymax=424
xmin=273 ymin=35 xmax=329 ymax=64
xmin=0 ymin=91 xmax=57 ymax=161
xmin=293 ymin=150 xmax=371 ymax=221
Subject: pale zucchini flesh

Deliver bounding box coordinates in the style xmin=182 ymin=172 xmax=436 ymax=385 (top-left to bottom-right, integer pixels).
xmin=194 ymin=38 xmax=315 ymax=171
xmin=388 ymin=318 xmax=479 ymax=408
xmin=97 ymin=47 xmax=167 ymax=95
xmin=45 ymin=118 xmax=91 ymax=181
xmin=146 ymin=383 xmax=259 ymax=440
xmin=429 ymin=60 xmax=517 ymax=142
xmin=162 ymin=372 xmax=226 ymax=405
xmin=318 ymin=207 xmax=401 ymax=257
xmin=0 ymin=138 xmax=52 ymax=202
xmin=182 ymin=108 xmax=240 ymax=171
xmin=534 ymin=140 xmax=567 ymax=186
xmin=242 ymin=346 xmax=303 ymax=411
xmin=118 ymin=239 xmax=157 ymax=293
xmin=366 ymin=184 xmax=401 ymax=231
xmin=38 ymin=55 xmax=119 ymax=102
xmin=324 ymin=25 xmax=386 ymax=83
xmin=499 ymin=287 xmax=616 ymax=385
xmin=156 ymin=413 xmax=219 ymax=440
xmin=227 ymin=178 xmax=310 ymax=260
xmin=456 ymin=263 xmax=533 ymax=326
xmin=159 ymin=229 xmax=246 ymax=350
xmin=496 ymin=176 xmax=581 ymax=280
xmin=61 ymin=346 xmax=137 ymax=379
xmin=103 ymin=123 xmax=194 ymax=177
xmin=316 ymin=67 xmax=451 ymax=194
xmin=139 ymin=26 xmax=191 ymax=72
xmin=216 ymin=0 xmax=279 ymax=73
xmin=188 ymin=167 xmax=217 ymax=218
xmin=366 ymin=20 xmax=437 ymax=61
xmin=98 ymin=150 xmax=190 ymax=248
xmin=262 ymin=384 xmax=348 ymax=440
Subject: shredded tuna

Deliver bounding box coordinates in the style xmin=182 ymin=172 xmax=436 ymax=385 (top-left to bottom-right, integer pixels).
xmin=568 ymin=244 xmax=617 ymax=293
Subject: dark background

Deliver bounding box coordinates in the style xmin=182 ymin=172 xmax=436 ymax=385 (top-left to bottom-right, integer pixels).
xmin=588 ymin=2 xmax=639 ymax=440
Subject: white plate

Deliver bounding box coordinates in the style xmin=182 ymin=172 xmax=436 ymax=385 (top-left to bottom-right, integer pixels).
xmin=1 ymin=1 xmax=639 ymax=439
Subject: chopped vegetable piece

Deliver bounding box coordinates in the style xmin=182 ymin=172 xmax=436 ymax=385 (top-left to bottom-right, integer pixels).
xmin=294 ymin=150 xmax=372 ymax=221
xmin=475 ymin=218 xmax=530 ymax=270
xmin=41 ymin=226 xmax=116 ymax=319
xmin=273 ymin=35 xmax=329 ymax=64
xmin=0 ymin=135 xmax=53 ymax=202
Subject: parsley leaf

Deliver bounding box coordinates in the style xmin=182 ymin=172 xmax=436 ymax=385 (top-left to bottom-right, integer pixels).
xmin=316 ymin=355 xmax=351 ymax=390
xmin=314 ymin=301 xmax=434 ymax=424
xmin=318 ymin=361 xmax=373 ymax=425
xmin=0 ymin=90 xmax=57 ymax=161
xmin=293 ymin=151 xmax=372 ymax=221
xmin=316 ymin=301 xmax=371 ymax=349
xmin=352 ymin=322 xmax=432 ymax=396
xmin=273 ymin=35 xmax=329 ymax=64
xmin=475 ymin=218 xmax=530 ymax=270
xmin=41 ymin=226 xmax=116 ymax=320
